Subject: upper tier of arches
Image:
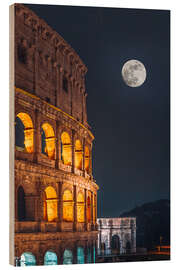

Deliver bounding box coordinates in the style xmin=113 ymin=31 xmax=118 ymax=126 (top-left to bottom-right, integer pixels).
xmin=15 ymin=112 xmax=91 ymax=175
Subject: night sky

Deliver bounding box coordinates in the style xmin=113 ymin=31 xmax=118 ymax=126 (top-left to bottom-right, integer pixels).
xmin=26 ymin=4 xmax=170 ymax=218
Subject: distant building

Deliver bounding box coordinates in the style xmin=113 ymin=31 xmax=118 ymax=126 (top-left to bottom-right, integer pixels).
xmin=97 ymin=218 xmax=136 ymax=255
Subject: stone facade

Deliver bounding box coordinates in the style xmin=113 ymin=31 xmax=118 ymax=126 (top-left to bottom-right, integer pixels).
xmin=97 ymin=218 xmax=136 ymax=255
xmin=14 ymin=4 xmax=99 ymax=266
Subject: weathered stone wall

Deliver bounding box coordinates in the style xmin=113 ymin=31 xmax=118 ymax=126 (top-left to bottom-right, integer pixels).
xmin=15 ymin=4 xmax=88 ymax=125
xmin=14 ymin=3 xmax=99 ymax=266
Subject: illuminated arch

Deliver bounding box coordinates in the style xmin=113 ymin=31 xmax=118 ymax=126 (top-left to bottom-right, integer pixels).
xmin=77 ymin=247 xmax=84 ymax=264
xmin=61 ymin=132 xmax=72 ymax=165
xmin=15 ymin=112 xmax=34 ymax=153
xmin=63 ymin=249 xmax=73 ymax=265
xmin=77 ymin=192 xmax=84 ymax=223
xmin=20 ymin=252 xmax=36 ymax=266
xmin=41 ymin=123 xmax=55 ymax=159
xmin=75 ymin=140 xmax=83 ymax=170
xmin=87 ymin=196 xmax=91 ymax=223
xmin=44 ymin=251 xmax=58 ymax=265
xmin=63 ymin=189 xmax=73 ymax=222
xmin=85 ymin=146 xmax=90 ymax=172
xmin=44 ymin=186 xmax=58 ymax=222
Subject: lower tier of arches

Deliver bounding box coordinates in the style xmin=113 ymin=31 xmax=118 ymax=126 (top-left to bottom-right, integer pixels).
xmin=14 ymin=234 xmax=97 ymax=266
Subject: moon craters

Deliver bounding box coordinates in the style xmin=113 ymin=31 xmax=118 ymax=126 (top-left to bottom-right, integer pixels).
xmin=122 ymin=60 xmax=146 ymax=87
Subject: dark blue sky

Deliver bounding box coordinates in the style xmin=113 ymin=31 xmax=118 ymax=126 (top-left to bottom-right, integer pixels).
xmin=26 ymin=4 xmax=170 ymax=217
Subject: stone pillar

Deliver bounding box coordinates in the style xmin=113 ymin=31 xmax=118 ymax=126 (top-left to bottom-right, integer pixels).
xmin=95 ymin=194 xmax=97 ymax=226
xmin=84 ymin=242 xmax=88 ymax=264
xmin=91 ymin=241 xmax=94 ymax=263
xmin=58 ymin=247 xmax=64 ymax=265
xmin=89 ymin=145 xmax=93 ymax=179
xmin=82 ymin=138 xmax=85 ymax=177
xmin=84 ymin=189 xmax=87 ymax=231
xmin=71 ymin=130 xmax=75 ymax=173
xmin=33 ymin=109 xmax=39 ymax=162
xmin=33 ymin=109 xmax=42 ymax=163
xmin=34 ymin=195 xmax=40 ymax=222
xmin=70 ymin=76 xmax=73 ymax=115
xmin=73 ymin=245 xmax=77 ymax=264
xmin=56 ymin=65 xmax=63 ymax=108
xmin=58 ymin=182 xmax=63 ymax=231
xmin=55 ymin=120 xmax=60 ymax=169
xmin=91 ymin=192 xmax=94 ymax=229
xmin=73 ymin=185 xmax=77 ymax=231
xmin=24 ymin=194 xmax=35 ymax=221
xmin=54 ymin=62 xmax=58 ymax=107
xmin=34 ymin=41 xmax=38 ymax=95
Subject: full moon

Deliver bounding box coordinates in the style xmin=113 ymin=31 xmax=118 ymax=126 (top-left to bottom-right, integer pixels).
xmin=122 ymin=59 xmax=146 ymax=87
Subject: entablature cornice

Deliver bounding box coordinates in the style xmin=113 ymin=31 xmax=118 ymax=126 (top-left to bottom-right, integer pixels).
xmin=15 ymin=3 xmax=87 ymax=75
xmin=15 ymin=160 xmax=99 ymax=193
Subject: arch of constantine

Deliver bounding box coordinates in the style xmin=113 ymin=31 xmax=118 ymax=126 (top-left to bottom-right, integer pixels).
xmin=13 ymin=3 xmax=99 ymax=266
xmin=97 ymin=218 xmax=136 ymax=256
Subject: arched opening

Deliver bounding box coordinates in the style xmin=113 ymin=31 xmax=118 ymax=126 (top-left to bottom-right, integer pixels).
xmin=77 ymin=192 xmax=84 ymax=223
xmin=63 ymin=189 xmax=73 ymax=222
xmin=85 ymin=146 xmax=90 ymax=173
xmin=17 ymin=186 xmax=26 ymax=221
xmin=61 ymin=132 xmax=72 ymax=165
xmin=20 ymin=252 xmax=36 ymax=266
xmin=44 ymin=186 xmax=58 ymax=222
xmin=75 ymin=140 xmax=83 ymax=170
xmin=77 ymin=247 xmax=84 ymax=264
xmin=111 ymin=235 xmax=120 ymax=254
xmin=126 ymin=241 xmax=131 ymax=254
xmin=15 ymin=112 xmax=34 ymax=153
xmin=41 ymin=123 xmax=55 ymax=159
xmin=63 ymin=249 xmax=73 ymax=264
xmin=44 ymin=251 xmax=58 ymax=265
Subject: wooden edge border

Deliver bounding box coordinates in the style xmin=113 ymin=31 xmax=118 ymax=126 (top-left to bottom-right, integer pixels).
xmin=9 ymin=3 xmax=15 ymax=266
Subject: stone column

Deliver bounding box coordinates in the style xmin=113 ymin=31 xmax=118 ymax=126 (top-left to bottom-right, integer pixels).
xmin=33 ymin=109 xmax=41 ymax=163
xmin=58 ymin=182 xmax=63 ymax=231
xmin=84 ymin=188 xmax=87 ymax=231
xmin=82 ymin=138 xmax=85 ymax=177
xmin=71 ymin=130 xmax=75 ymax=173
xmin=91 ymin=241 xmax=94 ymax=263
xmin=91 ymin=192 xmax=94 ymax=229
xmin=84 ymin=242 xmax=88 ymax=264
xmin=54 ymin=62 xmax=58 ymax=107
xmin=69 ymin=76 xmax=73 ymax=115
xmin=73 ymin=245 xmax=77 ymax=264
xmin=55 ymin=64 xmax=60 ymax=108
xmin=34 ymin=194 xmax=40 ymax=222
xmin=55 ymin=120 xmax=60 ymax=169
xmin=73 ymin=185 xmax=77 ymax=231
xmin=56 ymin=65 xmax=63 ymax=108
xmin=95 ymin=194 xmax=98 ymax=228
xmin=89 ymin=145 xmax=93 ymax=179
xmin=34 ymin=39 xmax=38 ymax=95
xmin=24 ymin=194 xmax=35 ymax=221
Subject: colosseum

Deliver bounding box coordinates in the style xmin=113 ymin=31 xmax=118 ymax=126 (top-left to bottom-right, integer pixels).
xmin=12 ymin=3 xmax=99 ymax=266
